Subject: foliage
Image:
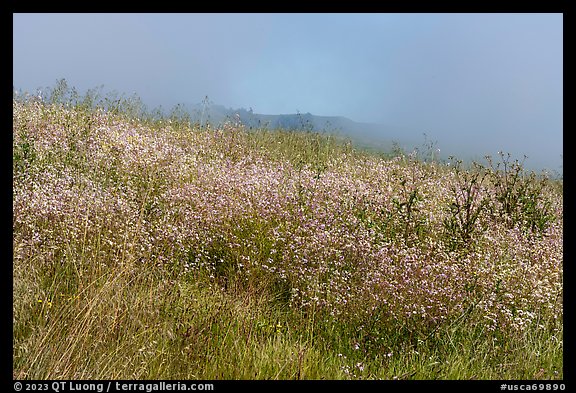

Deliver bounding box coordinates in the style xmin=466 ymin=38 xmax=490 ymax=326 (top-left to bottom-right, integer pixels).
xmin=13 ymin=81 xmax=562 ymax=379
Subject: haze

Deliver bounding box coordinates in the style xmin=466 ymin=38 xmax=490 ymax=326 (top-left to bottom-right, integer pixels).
xmin=13 ymin=13 xmax=563 ymax=173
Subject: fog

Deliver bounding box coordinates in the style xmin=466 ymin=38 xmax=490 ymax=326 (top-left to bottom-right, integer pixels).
xmin=13 ymin=13 xmax=562 ymax=173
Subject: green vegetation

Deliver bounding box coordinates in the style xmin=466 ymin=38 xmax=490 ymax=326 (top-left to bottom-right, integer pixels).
xmin=13 ymin=81 xmax=562 ymax=379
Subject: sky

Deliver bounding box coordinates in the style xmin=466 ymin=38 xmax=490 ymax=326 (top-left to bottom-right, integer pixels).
xmin=13 ymin=13 xmax=563 ymax=173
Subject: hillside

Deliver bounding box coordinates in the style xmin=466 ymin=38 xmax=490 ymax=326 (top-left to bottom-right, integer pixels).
xmin=13 ymin=92 xmax=563 ymax=380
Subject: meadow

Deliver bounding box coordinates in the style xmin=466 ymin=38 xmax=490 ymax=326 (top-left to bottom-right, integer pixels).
xmin=13 ymin=82 xmax=563 ymax=380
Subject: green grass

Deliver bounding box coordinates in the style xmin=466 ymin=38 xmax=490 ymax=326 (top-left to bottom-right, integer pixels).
xmin=13 ymin=82 xmax=563 ymax=380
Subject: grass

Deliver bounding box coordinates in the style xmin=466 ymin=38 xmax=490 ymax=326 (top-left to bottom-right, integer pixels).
xmin=13 ymin=81 xmax=563 ymax=380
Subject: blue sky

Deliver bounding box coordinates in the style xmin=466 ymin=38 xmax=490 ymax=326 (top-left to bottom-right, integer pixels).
xmin=13 ymin=13 xmax=563 ymax=173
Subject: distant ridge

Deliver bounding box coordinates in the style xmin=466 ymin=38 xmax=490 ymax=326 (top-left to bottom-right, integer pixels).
xmin=182 ymin=102 xmax=421 ymax=154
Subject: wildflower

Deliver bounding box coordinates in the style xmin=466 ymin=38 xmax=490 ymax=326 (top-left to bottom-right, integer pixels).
xmin=37 ymin=299 xmax=52 ymax=308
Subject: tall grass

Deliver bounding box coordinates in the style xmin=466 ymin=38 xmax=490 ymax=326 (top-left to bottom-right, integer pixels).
xmin=13 ymin=82 xmax=562 ymax=380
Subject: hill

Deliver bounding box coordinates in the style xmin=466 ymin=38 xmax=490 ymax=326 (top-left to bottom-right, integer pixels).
xmin=13 ymin=93 xmax=563 ymax=379
xmin=182 ymin=101 xmax=423 ymax=155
